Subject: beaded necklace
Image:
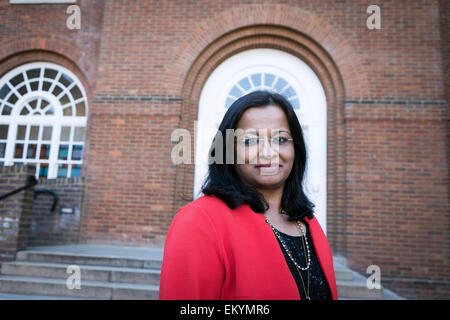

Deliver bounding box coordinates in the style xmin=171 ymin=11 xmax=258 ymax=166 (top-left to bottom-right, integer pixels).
xmin=265 ymin=218 xmax=311 ymax=300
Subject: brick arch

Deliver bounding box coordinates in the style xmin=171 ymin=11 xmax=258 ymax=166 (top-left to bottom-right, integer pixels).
xmin=0 ymin=37 xmax=93 ymax=99
xmin=166 ymin=3 xmax=368 ymax=98
xmin=171 ymin=20 xmax=349 ymax=253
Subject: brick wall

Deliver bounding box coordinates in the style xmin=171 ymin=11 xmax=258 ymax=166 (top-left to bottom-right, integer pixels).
xmin=29 ymin=177 xmax=84 ymax=246
xmin=0 ymin=165 xmax=85 ymax=253
xmin=440 ymin=0 xmax=450 ymax=114
xmin=439 ymin=0 xmax=450 ymax=198
xmin=0 ymin=164 xmax=35 ymax=262
xmin=0 ymin=0 xmax=105 ymax=97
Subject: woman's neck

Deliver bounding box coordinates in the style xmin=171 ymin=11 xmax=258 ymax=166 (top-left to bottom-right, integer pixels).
xmin=259 ymin=186 xmax=298 ymax=233
xmin=258 ymin=187 xmax=284 ymax=217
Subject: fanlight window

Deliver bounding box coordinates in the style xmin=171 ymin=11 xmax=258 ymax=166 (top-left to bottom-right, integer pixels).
xmin=0 ymin=62 xmax=88 ymax=179
xmin=225 ymin=73 xmax=300 ymax=110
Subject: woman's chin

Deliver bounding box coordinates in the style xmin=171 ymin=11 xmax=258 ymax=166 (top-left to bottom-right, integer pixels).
xmin=236 ymin=163 xmax=291 ymax=190
xmin=253 ymin=174 xmax=286 ymax=189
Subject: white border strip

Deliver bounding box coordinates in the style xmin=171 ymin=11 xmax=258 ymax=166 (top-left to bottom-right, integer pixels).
xmin=10 ymin=0 xmax=76 ymax=4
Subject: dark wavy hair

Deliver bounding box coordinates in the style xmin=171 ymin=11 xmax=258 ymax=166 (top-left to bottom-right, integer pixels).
xmin=201 ymin=90 xmax=315 ymax=221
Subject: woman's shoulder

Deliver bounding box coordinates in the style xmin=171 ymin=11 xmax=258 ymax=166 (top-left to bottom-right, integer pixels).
xmin=175 ymin=195 xmax=233 ymax=222
xmin=192 ymin=194 xmax=230 ymax=209
xmin=304 ymin=215 xmax=320 ymax=229
xmin=181 ymin=195 xmax=230 ymax=211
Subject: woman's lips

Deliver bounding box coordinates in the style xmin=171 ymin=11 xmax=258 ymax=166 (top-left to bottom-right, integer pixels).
xmin=254 ymin=163 xmax=281 ymax=167
xmin=255 ymin=164 xmax=281 ymax=175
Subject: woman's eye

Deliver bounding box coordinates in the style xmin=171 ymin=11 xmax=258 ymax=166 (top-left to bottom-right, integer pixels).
xmin=240 ymin=136 xmax=290 ymax=146
xmin=273 ymin=137 xmax=288 ymax=144
xmin=244 ymin=137 xmax=258 ymax=145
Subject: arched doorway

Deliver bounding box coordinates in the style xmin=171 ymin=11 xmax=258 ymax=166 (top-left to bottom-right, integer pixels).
xmin=194 ymin=48 xmax=328 ymax=232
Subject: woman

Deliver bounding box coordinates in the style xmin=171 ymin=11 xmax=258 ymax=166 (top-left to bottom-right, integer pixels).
xmin=160 ymin=91 xmax=337 ymax=300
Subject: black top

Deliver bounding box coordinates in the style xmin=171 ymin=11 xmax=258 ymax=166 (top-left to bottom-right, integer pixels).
xmin=272 ymin=222 xmax=332 ymax=300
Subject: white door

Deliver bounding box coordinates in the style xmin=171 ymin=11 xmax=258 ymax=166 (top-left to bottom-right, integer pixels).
xmin=194 ymin=49 xmax=327 ymax=233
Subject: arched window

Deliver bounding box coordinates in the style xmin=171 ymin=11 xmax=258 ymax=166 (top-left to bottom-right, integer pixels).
xmin=225 ymin=73 xmax=300 ymax=110
xmin=0 ymin=62 xmax=88 ymax=179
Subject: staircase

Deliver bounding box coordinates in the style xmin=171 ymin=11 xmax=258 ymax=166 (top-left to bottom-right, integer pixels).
xmin=0 ymin=245 xmax=162 ymax=300
xmin=0 ymin=245 xmax=403 ymax=300
xmin=333 ymin=256 xmax=403 ymax=300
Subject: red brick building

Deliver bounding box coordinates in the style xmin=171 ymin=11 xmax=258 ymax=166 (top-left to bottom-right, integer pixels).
xmin=0 ymin=0 xmax=448 ymax=299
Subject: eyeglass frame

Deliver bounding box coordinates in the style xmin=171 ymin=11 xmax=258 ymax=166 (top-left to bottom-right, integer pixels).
xmin=236 ymin=136 xmax=294 ymax=147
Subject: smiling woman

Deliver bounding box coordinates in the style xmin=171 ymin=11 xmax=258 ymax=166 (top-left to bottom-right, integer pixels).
xmin=234 ymin=105 xmax=296 ymax=197
xmin=202 ymin=91 xmax=312 ymax=222
xmin=159 ymin=91 xmax=337 ymax=300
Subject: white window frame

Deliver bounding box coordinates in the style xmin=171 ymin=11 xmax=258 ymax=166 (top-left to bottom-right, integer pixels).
xmin=225 ymin=72 xmax=301 ymax=110
xmin=0 ymin=62 xmax=87 ymax=179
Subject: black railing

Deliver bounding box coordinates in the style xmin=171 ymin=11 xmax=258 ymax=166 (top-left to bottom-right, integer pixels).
xmin=34 ymin=189 xmax=59 ymax=213
xmin=0 ymin=175 xmax=37 ymax=201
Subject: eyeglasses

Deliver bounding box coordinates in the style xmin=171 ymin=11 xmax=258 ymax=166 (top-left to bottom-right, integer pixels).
xmin=237 ymin=136 xmax=294 ymax=147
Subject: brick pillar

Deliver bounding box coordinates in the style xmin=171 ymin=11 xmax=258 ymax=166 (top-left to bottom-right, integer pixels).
xmin=0 ymin=164 xmax=36 ymax=262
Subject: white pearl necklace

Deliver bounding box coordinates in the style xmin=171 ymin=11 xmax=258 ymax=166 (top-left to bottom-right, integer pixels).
xmin=265 ymin=218 xmax=311 ymax=271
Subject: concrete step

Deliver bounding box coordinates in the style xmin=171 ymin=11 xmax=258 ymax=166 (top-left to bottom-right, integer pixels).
xmin=0 ymin=275 xmax=159 ymax=300
xmin=0 ymin=292 xmax=99 ymax=300
xmin=0 ymin=246 xmax=402 ymax=300
xmin=1 ymin=261 xmax=161 ymax=285
xmin=333 ymin=261 xmax=353 ymax=281
xmin=333 ymin=255 xmax=347 ymax=267
xmin=336 ymin=270 xmax=384 ymax=300
xmin=332 ymin=256 xmax=401 ymax=300
xmin=332 ymin=257 xmax=404 ymax=299
xmin=16 ymin=250 xmax=162 ymax=269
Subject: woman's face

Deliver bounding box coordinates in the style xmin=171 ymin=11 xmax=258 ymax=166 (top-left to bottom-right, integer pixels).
xmin=234 ymin=104 xmax=295 ymax=191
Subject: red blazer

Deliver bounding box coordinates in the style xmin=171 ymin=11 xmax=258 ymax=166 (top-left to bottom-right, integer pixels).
xmin=159 ymin=195 xmax=338 ymax=300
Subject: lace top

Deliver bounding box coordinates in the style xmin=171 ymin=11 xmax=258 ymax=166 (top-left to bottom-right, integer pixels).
xmin=272 ymin=222 xmax=332 ymax=300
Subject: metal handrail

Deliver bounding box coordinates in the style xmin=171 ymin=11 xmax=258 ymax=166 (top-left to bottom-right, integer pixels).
xmin=34 ymin=189 xmax=59 ymax=213
xmin=0 ymin=176 xmax=37 ymax=201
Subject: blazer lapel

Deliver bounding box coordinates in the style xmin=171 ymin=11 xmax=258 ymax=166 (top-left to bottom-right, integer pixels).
xmin=305 ymin=216 xmax=338 ymax=300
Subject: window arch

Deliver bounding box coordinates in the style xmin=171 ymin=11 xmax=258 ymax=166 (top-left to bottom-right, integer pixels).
xmin=0 ymin=62 xmax=88 ymax=179
xmin=226 ymin=73 xmax=300 ymax=110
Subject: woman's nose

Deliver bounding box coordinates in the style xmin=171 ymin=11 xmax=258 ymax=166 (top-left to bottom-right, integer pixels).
xmin=259 ymin=139 xmax=279 ymax=161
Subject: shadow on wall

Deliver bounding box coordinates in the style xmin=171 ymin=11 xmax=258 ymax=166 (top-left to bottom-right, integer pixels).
xmin=30 ymin=175 xmax=84 ymax=246
xmin=0 ymin=164 xmax=84 ymax=262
